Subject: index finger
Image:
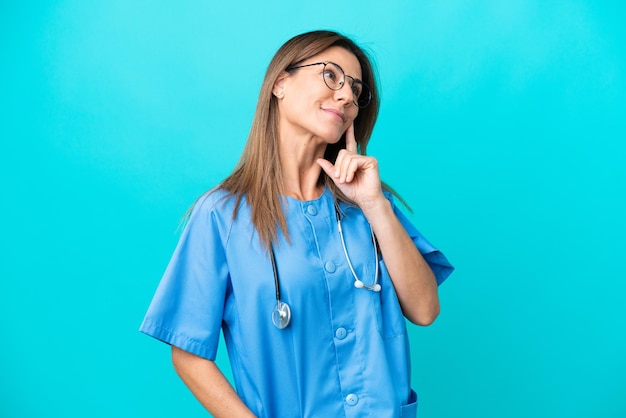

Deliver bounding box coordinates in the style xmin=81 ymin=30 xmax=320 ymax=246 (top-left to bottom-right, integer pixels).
xmin=345 ymin=123 xmax=358 ymax=153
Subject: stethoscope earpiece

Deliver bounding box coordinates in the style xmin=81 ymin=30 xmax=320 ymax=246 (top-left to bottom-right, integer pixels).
xmin=354 ymin=279 xmax=381 ymax=292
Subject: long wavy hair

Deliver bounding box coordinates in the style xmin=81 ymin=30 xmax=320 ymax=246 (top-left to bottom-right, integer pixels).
xmin=218 ymin=30 xmax=385 ymax=249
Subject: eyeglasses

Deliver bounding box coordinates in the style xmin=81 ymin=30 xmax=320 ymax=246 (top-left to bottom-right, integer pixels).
xmin=286 ymin=61 xmax=372 ymax=108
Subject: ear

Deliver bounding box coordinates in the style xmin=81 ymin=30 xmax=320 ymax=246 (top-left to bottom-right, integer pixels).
xmin=273 ymin=71 xmax=289 ymax=99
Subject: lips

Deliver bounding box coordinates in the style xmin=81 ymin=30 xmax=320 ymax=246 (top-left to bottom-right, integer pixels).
xmin=322 ymin=107 xmax=346 ymax=123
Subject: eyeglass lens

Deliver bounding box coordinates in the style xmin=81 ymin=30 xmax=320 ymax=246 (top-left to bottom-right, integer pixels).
xmin=322 ymin=63 xmax=370 ymax=108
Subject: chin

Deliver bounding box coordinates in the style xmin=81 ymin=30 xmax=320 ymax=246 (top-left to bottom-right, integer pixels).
xmin=307 ymin=122 xmax=346 ymax=145
xmin=327 ymin=134 xmax=343 ymax=144
xmin=316 ymin=129 xmax=344 ymax=144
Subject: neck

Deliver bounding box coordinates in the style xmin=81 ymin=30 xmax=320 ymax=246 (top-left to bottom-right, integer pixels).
xmin=278 ymin=127 xmax=328 ymax=201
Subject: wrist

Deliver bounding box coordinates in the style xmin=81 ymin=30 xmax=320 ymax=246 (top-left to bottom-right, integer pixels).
xmin=358 ymin=194 xmax=391 ymax=219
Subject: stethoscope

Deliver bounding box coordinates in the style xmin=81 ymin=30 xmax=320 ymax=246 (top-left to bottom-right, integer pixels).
xmin=270 ymin=201 xmax=380 ymax=329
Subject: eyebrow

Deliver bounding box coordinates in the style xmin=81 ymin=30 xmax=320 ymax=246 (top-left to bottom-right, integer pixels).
xmin=329 ymin=61 xmax=363 ymax=83
xmin=290 ymin=59 xmax=362 ymax=79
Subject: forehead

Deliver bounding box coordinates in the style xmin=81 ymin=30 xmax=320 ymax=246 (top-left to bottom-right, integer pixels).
xmin=309 ymin=46 xmax=362 ymax=79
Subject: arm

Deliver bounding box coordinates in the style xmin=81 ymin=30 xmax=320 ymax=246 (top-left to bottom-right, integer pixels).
xmin=318 ymin=124 xmax=439 ymax=325
xmin=171 ymin=346 xmax=256 ymax=418
xmin=360 ymin=197 xmax=439 ymax=325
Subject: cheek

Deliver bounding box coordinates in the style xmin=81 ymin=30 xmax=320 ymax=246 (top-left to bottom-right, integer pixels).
xmin=347 ymin=108 xmax=359 ymax=123
xmin=287 ymin=88 xmax=318 ymax=113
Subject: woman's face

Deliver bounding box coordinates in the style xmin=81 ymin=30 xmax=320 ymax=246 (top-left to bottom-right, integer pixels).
xmin=275 ymin=46 xmax=362 ymax=144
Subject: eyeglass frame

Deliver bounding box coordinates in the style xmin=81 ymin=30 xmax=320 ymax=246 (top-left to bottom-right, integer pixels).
xmin=285 ymin=61 xmax=372 ymax=108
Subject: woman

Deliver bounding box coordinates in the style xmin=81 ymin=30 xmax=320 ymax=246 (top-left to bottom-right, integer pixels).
xmin=140 ymin=30 xmax=454 ymax=417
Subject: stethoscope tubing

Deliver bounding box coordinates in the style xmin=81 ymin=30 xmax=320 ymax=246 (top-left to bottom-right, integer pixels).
xmin=270 ymin=199 xmax=380 ymax=329
xmin=269 ymin=246 xmax=291 ymax=329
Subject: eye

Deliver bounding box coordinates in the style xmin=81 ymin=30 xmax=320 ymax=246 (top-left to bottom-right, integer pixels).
xmin=351 ymin=82 xmax=363 ymax=98
xmin=323 ymin=69 xmax=338 ymax=82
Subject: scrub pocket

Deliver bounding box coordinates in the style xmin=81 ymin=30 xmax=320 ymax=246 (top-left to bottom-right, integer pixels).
xmin=400 ymin=390 xmax=418 ymax=418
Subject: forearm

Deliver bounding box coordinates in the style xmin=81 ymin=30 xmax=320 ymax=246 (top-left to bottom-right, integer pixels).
xmin=171 ymin=346 xmax=255 ymax=418
xmin=361 ymin=197 xmax=439 ymax=325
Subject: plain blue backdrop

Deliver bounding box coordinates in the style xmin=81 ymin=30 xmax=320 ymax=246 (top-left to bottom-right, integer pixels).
xmin=1 ymin=1 xmax=625 ymax=417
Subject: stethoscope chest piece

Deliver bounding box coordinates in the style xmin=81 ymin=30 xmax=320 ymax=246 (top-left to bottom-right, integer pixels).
xmin=272 ymin=301 xmax=291 ymax=329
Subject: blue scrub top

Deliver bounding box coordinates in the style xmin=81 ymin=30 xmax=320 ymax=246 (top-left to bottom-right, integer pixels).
xmin=140 ymin=187 xmax=453 ymax=418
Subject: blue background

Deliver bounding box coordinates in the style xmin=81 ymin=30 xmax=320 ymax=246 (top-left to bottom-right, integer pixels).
xmin=1 ymin=1 xmax=625 ymax=417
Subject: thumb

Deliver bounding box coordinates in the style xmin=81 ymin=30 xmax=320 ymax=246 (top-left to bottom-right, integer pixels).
xmin=316 ymin=158 xmax=337 ymax=178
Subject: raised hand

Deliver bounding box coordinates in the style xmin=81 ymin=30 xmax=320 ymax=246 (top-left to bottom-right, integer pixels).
xmin=317 ymin=123 xmax=384 ymax=209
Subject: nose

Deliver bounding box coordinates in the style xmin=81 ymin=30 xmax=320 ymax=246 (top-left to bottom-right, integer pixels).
xmin=333 ymin=82 xmax=354 ymax=106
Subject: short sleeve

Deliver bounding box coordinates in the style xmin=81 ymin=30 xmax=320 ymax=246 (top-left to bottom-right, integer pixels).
xmin=386 ymin=192 xmax=454 ymax=285
xmin=139 ymin=194 xmax=230 ymax=360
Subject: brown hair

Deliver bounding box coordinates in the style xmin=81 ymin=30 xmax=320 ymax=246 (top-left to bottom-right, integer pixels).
xmin=218 ymin=30 xmax=384 ymax=249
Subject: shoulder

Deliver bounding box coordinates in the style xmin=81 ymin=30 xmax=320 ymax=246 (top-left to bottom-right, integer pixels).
xmin=181 ymin=187 xmax=245 ymax=240
xmin=189 ymin=187 xmax=240 ymax=218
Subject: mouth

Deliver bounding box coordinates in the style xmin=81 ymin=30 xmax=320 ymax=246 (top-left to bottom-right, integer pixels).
xmin=322 ymin=108 xmax=346 ymax=123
